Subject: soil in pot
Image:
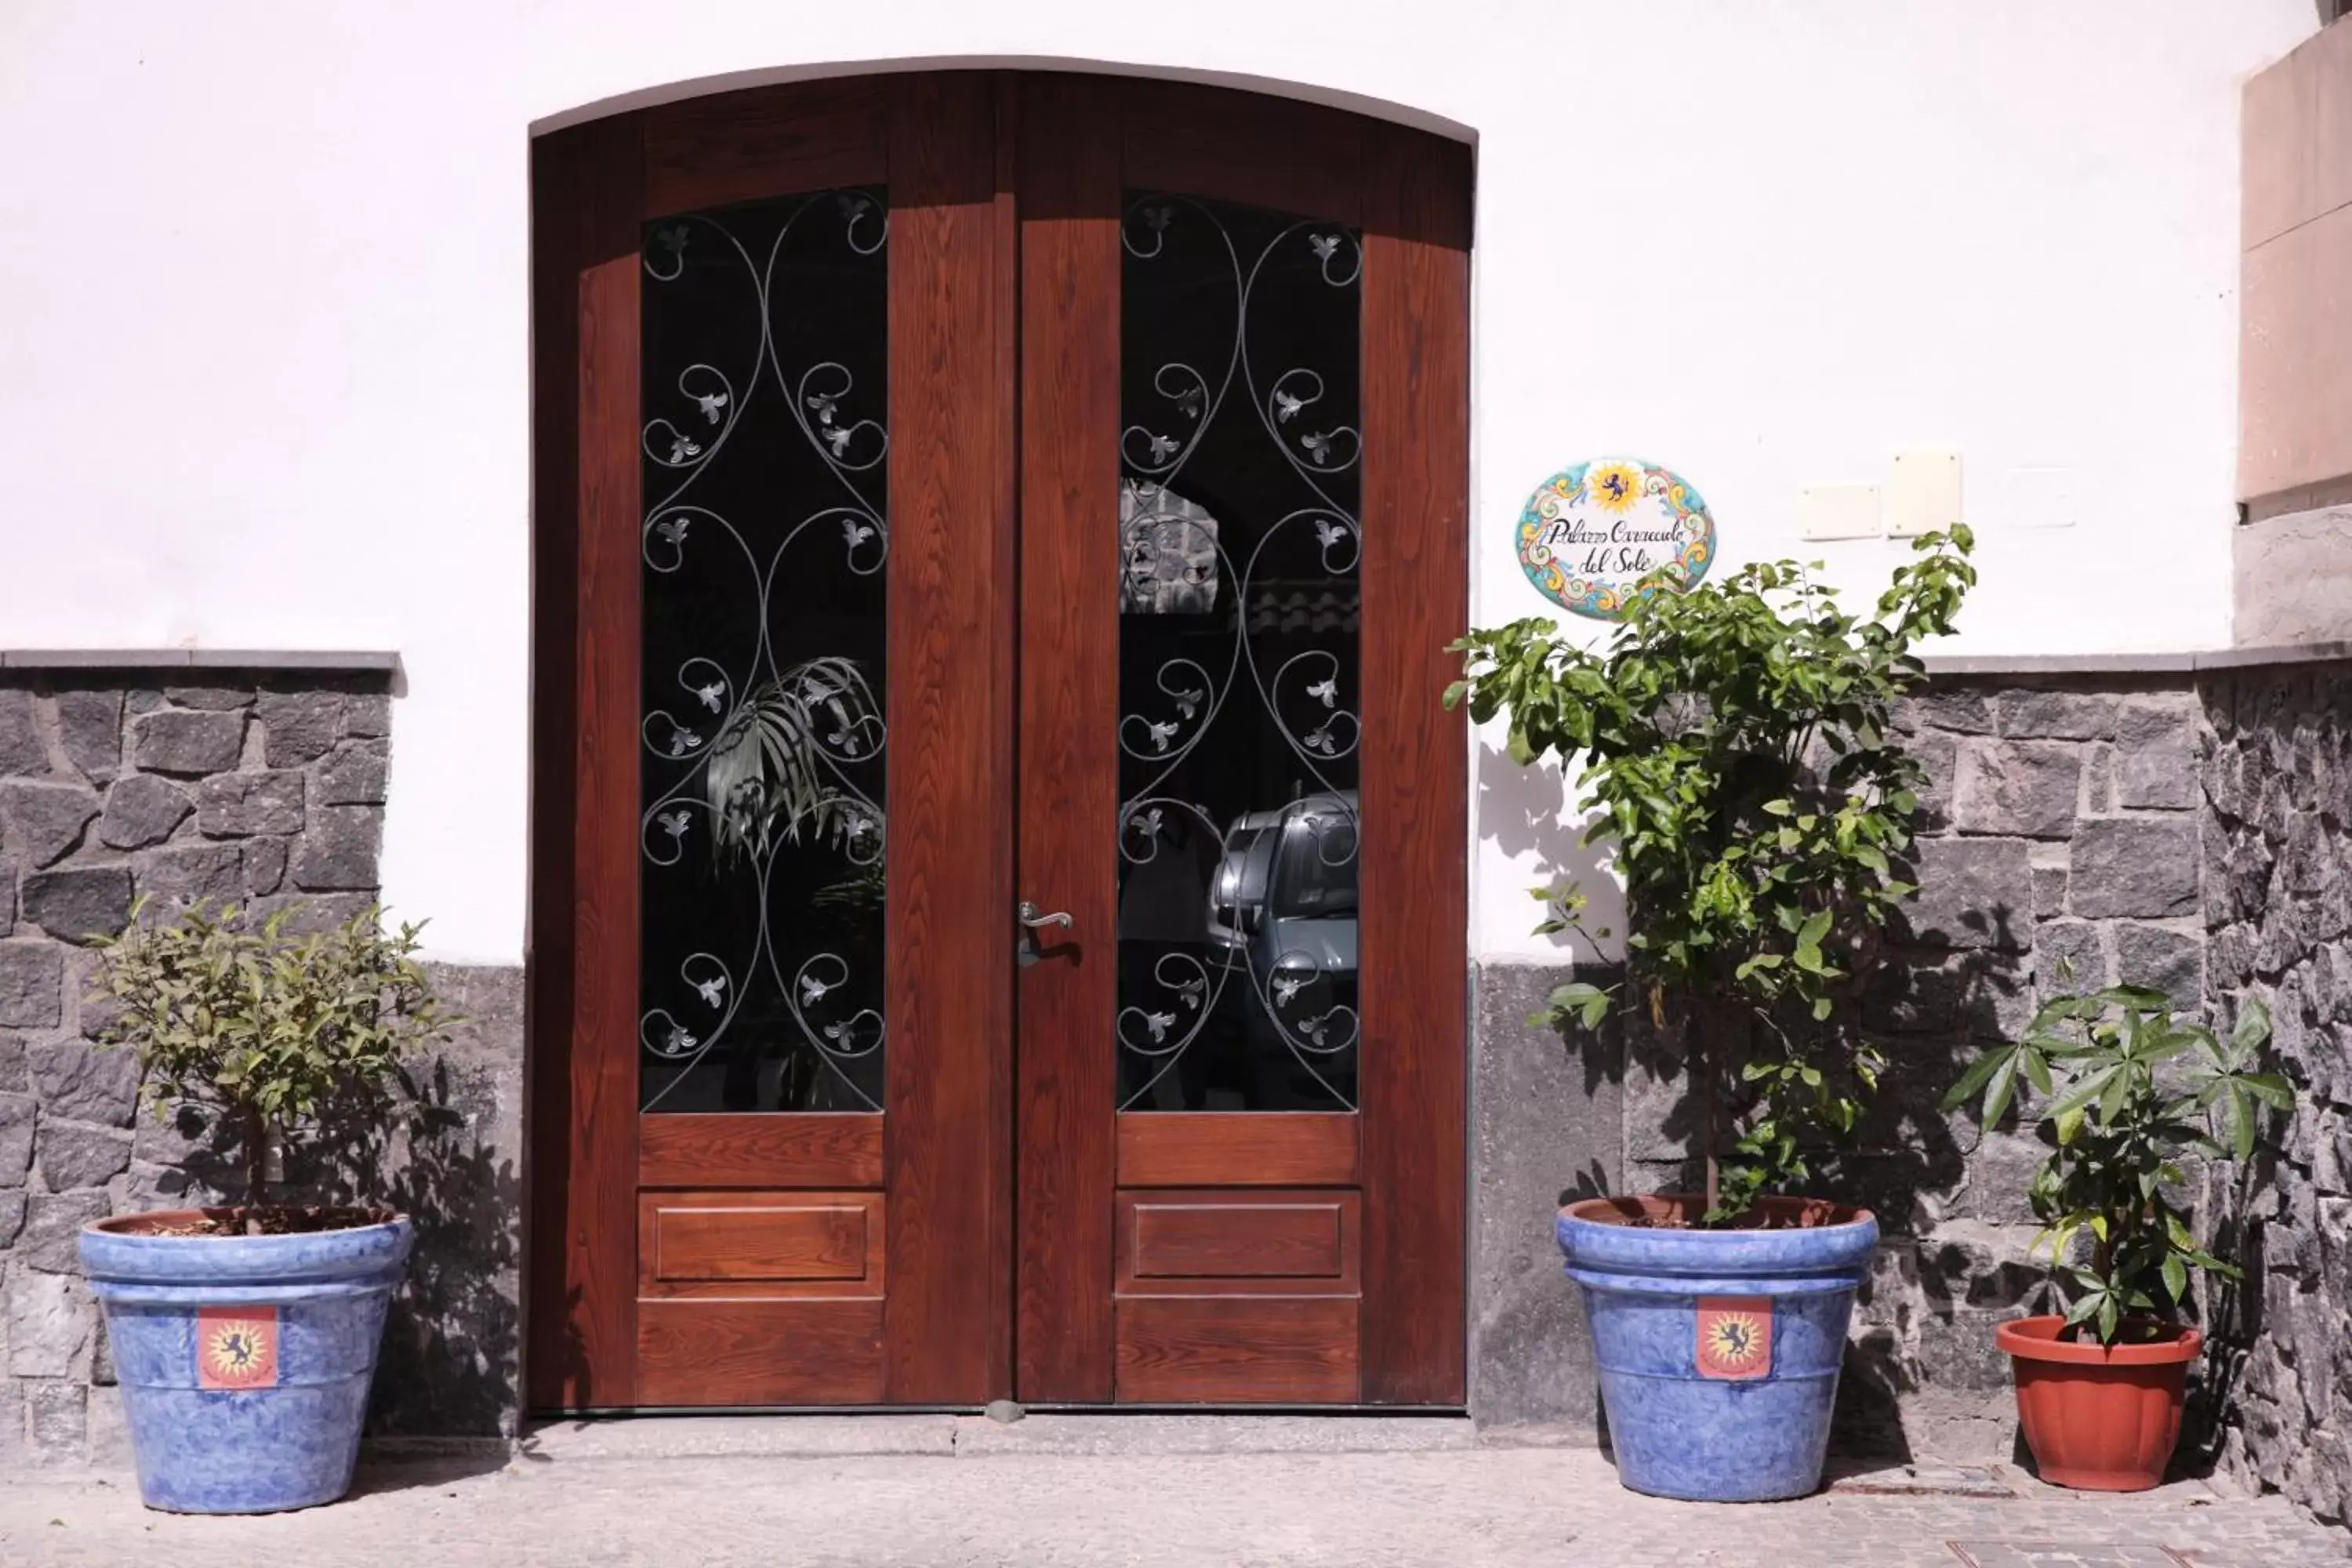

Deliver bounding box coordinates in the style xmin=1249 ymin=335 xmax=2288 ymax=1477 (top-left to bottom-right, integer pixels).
xmin=107 ymin=1206 xmax=395 ymax=1238
xmin=1998 ymin=1316 xmax=2202 ymax=1492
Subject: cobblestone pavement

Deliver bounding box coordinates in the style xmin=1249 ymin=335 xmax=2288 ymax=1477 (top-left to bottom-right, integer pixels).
xmin=2 ymin=1425 xmax=2347 ymax=1568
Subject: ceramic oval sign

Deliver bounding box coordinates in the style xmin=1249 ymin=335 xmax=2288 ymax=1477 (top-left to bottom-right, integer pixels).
xmin=1517 ymin=457 xmax=1715 ymax=620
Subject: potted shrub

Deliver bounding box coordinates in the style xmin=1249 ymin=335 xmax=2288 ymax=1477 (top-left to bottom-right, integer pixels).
xmin=1942 ymin=978 xmax=2287 ymax=1491
xmin=1446 ymin=528 xmax=1975 ymax=1501
xmin=78 ymin=899 xmax=457 ymax=1514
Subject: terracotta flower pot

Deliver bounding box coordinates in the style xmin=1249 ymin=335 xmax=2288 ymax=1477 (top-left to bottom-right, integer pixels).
xmin=1998 ymin=1315 xmax=2201 ymax=1492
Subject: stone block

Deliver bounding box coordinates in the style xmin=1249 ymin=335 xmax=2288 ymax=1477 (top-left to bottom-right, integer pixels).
xmin=2070 ymin=817 xmax=2201 ymax=919
xmin=27 ymin=1038 xmax=140 ymax=1126
xmin=5 ymin=1269 xmax=93 ymax=1375
xmin=0 ymin=1030 xmax=20 ymax=1091
xmin=1909 ymin=728 xmax=1958 ymax=832
xmin=1969 ymin=1131 xmax=2053 ymax=1223
xmin=21 ymin=863 xmax=132 ymax=942
xmin=249 ymin=891 xmax=376 ymax=935
xmin=0 ymin=1090 xmax=34 ymax=1182
xmin=245 ymin=835 xmax=289 ymax=895
xmin=2028 ymin=843 xmax=2067 ymax=918
xmin=25 ymin=1380 xmax=87 ymax=1465
xmin=130 ymin=709 xmax=245 ymax=775
xmin=1891 ymin=837 xmax=2032 ymax=952
xmin=53 ymin=689 xmax=123 ymax=782
xmin=16 ymin=1189 xmax=111 ymax=1272
xmin=163 ymin=684 xmax=254 ymax=710
xmin=1901 ymin=691 xmax=1994 ymax=735
xmin=0 ymin=940 xmax=64 ymax=1028
xmin=1915 ymin=1312 xmax=2019 ymax=1392
xmin=291 ymin=805 xmax=383 ymax=891
xmin=344 ymin=693 xmax=393 ymax=738
xmin=0 ymin=855 xmax=13 ymax=934
xmin=85 ymin=1383 xmax=130 ymax=1466
xmin=316 ymin=742 xmax=388 ymax=805
xmin=1865 ymin=947 xmax=2032 ymax=1040
xmin=1996 ymin=689 xmax=2118 ymax=739
xmin=38 ymin=1119 xmax=133 ymax=1189
xmin=2034 ymin=918 xmax=2109 ymax=999
xmin=138 ymin=843 xmax=245 ymax=911
xmin=0 ymin=687 xmax=47 ymax=774
xmin=96 ymin=772 xmax=192 ymax=849
xmin=1951 ymin=739 xmax=2082 ymax=838
xmin=2113 ymin=923 xmax=2204 ymax=1010
xmin=0 ymin=779 xmax=100 ymax=867
xmin=193 ymin=769 xmax=305 ymax=836
xmin=0 ymin=1187 xmax=24 ymax=1244
xmin=2114 ymin=696 xmax=2200 ymax=810
xmin=257 ymin=690 xmax=344 ymax=767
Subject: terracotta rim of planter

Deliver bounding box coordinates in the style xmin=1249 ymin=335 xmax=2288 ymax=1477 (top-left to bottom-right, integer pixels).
xmin=1563 ymin=1193 xmax=1871 ymax=1230
xmin=1997 ymin=1315 xmax=2202 ymax=1366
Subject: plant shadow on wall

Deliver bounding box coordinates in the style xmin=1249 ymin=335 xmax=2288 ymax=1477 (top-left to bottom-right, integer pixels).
xmin=1450 ymin=528 xmax=1981 ymax=1488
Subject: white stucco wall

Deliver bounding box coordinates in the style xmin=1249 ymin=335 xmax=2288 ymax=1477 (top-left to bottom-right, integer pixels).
xmin=0 ymin=3 xmax=2314 ymax=963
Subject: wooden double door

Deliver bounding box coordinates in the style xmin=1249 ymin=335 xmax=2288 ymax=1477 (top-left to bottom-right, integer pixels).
xmin=528 ymin=72 xmax=1468 ymax=1411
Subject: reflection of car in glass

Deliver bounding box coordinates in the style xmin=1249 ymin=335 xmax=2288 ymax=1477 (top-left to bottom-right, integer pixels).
xmin=1207 ymin=791 xmax=1359 ymax=1105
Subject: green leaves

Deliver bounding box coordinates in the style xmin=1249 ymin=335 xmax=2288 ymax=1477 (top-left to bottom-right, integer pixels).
xmin=1450 ymin=530 xmax=1978 ymax=1218
xmin=1940 ymin=978 xmax=2281 ymax=1346
xmin=89 ymin=898 xmax=460 ymax=1207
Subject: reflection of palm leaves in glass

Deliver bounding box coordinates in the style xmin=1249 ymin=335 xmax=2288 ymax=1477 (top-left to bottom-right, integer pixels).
xmin=702 ymin=655 xmax=879 ymax=869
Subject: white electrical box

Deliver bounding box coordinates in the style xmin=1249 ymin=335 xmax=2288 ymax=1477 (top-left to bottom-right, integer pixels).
xmin=1889 ymin=449 xmax=1963 ymax=538
xmin=1798 ymin=483 xmax=1882 ymax=541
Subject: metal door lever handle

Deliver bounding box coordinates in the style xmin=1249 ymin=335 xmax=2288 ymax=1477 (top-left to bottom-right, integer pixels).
xmin=1016 ymin=901 xmax=1073 ymax=931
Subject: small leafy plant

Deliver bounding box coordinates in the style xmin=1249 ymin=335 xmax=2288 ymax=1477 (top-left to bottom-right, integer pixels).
xmin=92 ymin=899 xmax=459 ymax=1224
xmin=1446 ymin=528 xmax=1976 ymax=1221
xmin=1942 ymin=980 xmax=2288 ymax=1345
xmin=702 ymin=657 xmax=881 ymax=868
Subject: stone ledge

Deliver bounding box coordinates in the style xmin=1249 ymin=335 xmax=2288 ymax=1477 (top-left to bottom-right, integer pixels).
xmin=0 ymin=650 xmax=400 ymax=674
xmin=1922 ymin=642 xmax=2352 ymax=677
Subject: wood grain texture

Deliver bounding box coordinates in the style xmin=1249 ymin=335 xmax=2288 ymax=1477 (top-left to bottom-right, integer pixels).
xmin=546 ymin=111 xmax=646 ymax=1414
xmin=1119 ymin=1191 xmax=1359 ymax=1291
xmin=1357 ymin=120 xmax=1472 ymax=1407
xmin=641 ymin=1192 xmax=884 ymax=1297
xmin=637 ymin=1298 xmax=886 ymax=1405
xmin=1116 ymin=1113 xmax=1361 ymax=1188
xmin=882 ymin=71 xmax=1014 ymax=1405
xmin=1115 ymin=1297 xmax=1361 ymax=1403
xmin=1123 ymin=78 xmax=1367 ymax=225
xmin=1012 ymin=71 xmax=1124 ymax=1406
xmin=637 ymin=1115 xmax=884 ymax=1189
xmin=642 ymin=77 xmax=884 ymax=218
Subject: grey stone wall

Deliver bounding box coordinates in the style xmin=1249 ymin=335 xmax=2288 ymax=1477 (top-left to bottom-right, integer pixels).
xmin=0 ymin=670 xmax=522 ymax=1464
xmin=1470 ymin=666 xmax=2348 ymax=1497
xmin=2200 ymin=660 xmax=2352 ymax=1525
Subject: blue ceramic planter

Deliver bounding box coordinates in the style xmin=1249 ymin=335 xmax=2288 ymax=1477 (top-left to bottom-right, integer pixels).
xmin=80 ymin=1210 xmax=412 ymax=1514
xmin=1558 ymin=1195 xmax=1877 ymax=1502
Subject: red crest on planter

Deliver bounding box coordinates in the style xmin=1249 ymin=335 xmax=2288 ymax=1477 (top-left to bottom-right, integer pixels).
xmin=196 ymin=1306 xmax=280 ymax=1390
xmin=1694 ymin=1296 xmax=1773 ymax=1381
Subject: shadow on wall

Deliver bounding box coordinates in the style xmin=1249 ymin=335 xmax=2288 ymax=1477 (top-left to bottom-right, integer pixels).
xmin=1475 ymin=740 xmax=1625 ymax=961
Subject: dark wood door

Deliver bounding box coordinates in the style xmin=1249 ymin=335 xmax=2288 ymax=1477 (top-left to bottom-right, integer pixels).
xmin=529 ymin=71 xmax=1466 ymax=1413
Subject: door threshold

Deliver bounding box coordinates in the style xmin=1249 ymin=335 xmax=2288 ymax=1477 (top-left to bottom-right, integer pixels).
xmin=521 ymin=1409 xmax=1472 ymax=1463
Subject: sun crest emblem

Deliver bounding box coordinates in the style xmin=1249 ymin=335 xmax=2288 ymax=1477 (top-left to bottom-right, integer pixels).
xmin=1694 ymin=1296 xmax=1772 ymax=1381
xmin=196 ymin=1306 xmax=281 ymax=1390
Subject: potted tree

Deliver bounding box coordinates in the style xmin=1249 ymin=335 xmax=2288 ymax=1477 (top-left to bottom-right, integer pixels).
xmin=1942 ymin=978 xmax=2287 ymax=1490
xmin=78 ymin=899 xmax=456 ymax=1514
xmin=1446 ymin=527 xmax=1975 ymax=1501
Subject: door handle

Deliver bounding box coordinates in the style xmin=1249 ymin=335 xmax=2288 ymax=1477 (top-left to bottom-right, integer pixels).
xmin=1016 ymin=901 xmax=1073 ymax=931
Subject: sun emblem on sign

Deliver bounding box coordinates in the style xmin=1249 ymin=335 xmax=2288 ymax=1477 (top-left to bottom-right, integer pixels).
xmin=1586 ymin=461 xmax=1645 ymax=514
xmin=197 ymin=1307 xmax=280 ymax=1390
xmin=1705 ymin=1312 xmax=1763 ymax=1367
xmin=1694 ymin=1295 xmax=1773 ymax=1381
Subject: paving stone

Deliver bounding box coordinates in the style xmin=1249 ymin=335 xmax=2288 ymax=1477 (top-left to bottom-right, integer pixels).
xmin=129 ymin=709 xmax=245 ymax=775
xmin=137 ymin=842 xmax=245 ymax=911
xmin=37 ymin=1119 xmax=133 ymax=1189
xmin=193 ymin=768 xmax=305 ymax=836
xmin=0 ymin=779 xmax=100 ymax=867
xmin=2070 ymin=818 xmax=2201 ymax=920
xmin=257 ymin=689 xmax=344 ymax=766
xmin=4 ymin=1269 xmax=92 ymax=1374
xmin=52 ymin=689 xmax=122 ymax=782
xmin=1954 ymin=740 xmax=2083 ymax=838
xmin=0 ymin=940 xmax=64 ymax=1028
xmin=1998 ymin=689 xmax=2119 ymax=739
xmin=0 ymin=687 xmax=48 ymax=774
xmin=27 ymin=1038 xmax=140 ymax=1127
xmin=20 ymin=863 xmax=132 ymax=943
xmin=1893 ymin=837 xmax=2034 ymax=952
xmin=291 ymin=805 xmax=383 ymax=891
xmin=96 ymin=771 xmax=192 ymax=849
